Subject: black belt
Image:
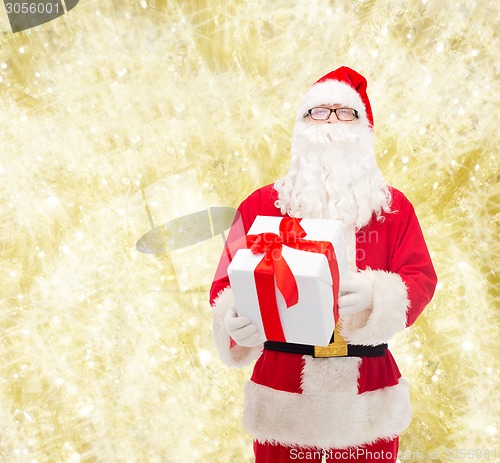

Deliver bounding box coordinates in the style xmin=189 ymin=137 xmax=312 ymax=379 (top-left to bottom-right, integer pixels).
xmin=264 ymin=340 xmax=388 ymax=358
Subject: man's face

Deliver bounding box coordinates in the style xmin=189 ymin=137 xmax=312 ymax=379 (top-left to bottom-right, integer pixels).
xmin=304 ymin=104 xmax=359 ymax=125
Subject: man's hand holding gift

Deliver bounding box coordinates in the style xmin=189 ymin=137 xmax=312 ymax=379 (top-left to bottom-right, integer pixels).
xmin=338 ymin=271 xmax=374 ymax=317
xmin=224 ymin=307 xmax=263 ymax=348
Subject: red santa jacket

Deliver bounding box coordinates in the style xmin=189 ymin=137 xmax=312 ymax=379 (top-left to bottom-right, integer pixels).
xmin=210 ymin=184 xmax=437 ymax=449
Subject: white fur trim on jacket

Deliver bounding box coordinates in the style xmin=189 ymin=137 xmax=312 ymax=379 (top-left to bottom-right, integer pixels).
xmin=297 ymin=80 xmax=370 ymax=127
xmin=211 ymin=286 xmax=262 ymax=367
xmin=340 ymin=270 xmax=409 ymax=346
xmin=243 ymin=363 xmax=412 ymax=449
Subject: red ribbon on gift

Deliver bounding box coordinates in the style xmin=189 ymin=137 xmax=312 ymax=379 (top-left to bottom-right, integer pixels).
xmin=246 ymin=217 xmax=340 ymax=342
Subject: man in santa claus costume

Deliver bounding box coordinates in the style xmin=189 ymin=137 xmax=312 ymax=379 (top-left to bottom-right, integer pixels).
xmin=209 ymin=66 xmax=437 ymax=463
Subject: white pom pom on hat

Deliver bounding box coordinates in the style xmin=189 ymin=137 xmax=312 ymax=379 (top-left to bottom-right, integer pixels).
xmin=298 ymin=66 xmax=374 ymax=128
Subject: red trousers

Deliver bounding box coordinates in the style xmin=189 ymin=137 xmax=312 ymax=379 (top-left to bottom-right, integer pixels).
xmin=254 ymin=437 xmax=398 ymax=463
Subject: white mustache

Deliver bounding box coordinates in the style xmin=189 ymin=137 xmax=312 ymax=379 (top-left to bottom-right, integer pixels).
xmin=296 ymin=122 xmax=362 ymax=145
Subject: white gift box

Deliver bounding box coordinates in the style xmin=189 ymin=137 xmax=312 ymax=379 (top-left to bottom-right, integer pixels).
xmin=227 ymin=216 xmax=349 ymax=346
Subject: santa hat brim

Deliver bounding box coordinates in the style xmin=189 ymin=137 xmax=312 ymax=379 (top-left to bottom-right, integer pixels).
xmin=297 ymin=80 xmax=371 ymax=128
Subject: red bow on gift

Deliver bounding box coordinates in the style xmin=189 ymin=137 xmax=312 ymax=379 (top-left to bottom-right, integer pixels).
xmin=246 ymin=217 xmax=340 ymax=343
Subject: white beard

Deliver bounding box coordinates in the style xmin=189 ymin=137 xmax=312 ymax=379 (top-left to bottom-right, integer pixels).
xmin=274 ymin=120 xmax=391 ymax=230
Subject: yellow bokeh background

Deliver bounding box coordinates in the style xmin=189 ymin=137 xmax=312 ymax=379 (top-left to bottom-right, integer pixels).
xmin=0 ymin=0 xmax=498 ymax=461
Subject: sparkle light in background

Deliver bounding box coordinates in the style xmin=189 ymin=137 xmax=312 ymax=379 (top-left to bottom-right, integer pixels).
xmin=0 ymin=0 xmax=498 ymax=462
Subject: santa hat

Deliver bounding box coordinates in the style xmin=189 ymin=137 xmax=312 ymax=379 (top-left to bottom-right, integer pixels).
xmin=297 ymin=66 xmax=373 ymax=128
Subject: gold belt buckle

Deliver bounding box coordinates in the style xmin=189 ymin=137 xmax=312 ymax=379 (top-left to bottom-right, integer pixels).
xmin=314 ymin=342 xmax=348 ymax=357
xmin=313 ymin=324 xmax=348 ymax=358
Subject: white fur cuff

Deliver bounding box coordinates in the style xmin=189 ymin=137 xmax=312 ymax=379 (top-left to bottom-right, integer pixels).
xmin=340 ymin=270 xmax=409 ymax=346
xmin=211 ymin=286 xmax=262 ymax=367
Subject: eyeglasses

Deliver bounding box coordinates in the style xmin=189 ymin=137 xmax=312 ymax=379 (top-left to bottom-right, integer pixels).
xmin=304 ymin=107 xmax=359 ymax=122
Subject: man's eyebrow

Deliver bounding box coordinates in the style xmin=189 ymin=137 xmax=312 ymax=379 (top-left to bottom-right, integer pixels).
xmin=316 ymin=103 xmax=344 ymax=108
